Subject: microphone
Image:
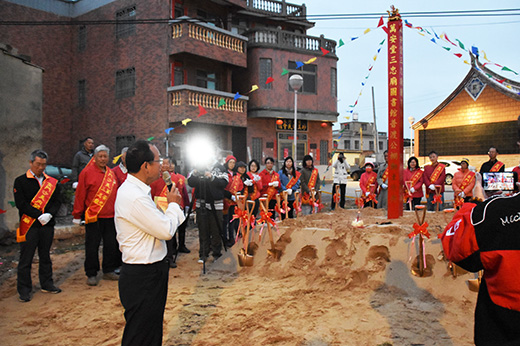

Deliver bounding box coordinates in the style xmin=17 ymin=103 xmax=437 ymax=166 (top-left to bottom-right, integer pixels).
xmin=162 ymin=171 xmax=173 ymax=191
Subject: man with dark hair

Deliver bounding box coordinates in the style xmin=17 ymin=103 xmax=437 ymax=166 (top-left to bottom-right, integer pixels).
xmin=72 ymin=136 xmax=94 ymax=182
xmin=480 ymin=146 xmax=505 ymax=173
xmin=14 ymin=149 xmax=62 ymax=302
xmin=424 ymin=150 xmax=446 ymax=211
xmin=115 ymin=140 xmax=184 ymax=346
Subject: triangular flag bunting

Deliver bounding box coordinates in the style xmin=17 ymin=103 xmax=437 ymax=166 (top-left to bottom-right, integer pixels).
xmin=320 ymin=47 xmax=330 ymax=56
xmin=502 ymin=66 xmax=518 ymax=75
xmin=373 ymin=55 xmax=377 ymax=61
xmin=295 ymin=61 xmax=304 ymax=69
xmin=471 ymin=46 xmax=479 ymax=56
xmin=497 ymin=79 xmax=505 ymax=84
xmin=198 ymin=105 xmax=207 ymax=117
xmin=112 ymin=154 xmax=122 ymax=164
xmin=463 ymin=60 xmax=470 ymax=65
xmin=165 ymin=127 xmax=174 ymax=134
xmin=482 ymin=50 xmax=490 ymax=62
xmin=218 ymin=98 xmax=226 ymax=107
xmin=368 ymin=66 xmax=373 ymax=71
xmin=377 ymin=47 xmax=381 ymax=53
xmin=430 ymin=38 xmax=436 ymax=43
xmin=455 ymin=39 xmax=465 ymax=50
xmin=382 ymin=26 xmax=389 ymax=34
xmin=494 ymin=63 xmax=503 ymax=68
xmin=363 ymin=28 xmax=371 ymax=34
xmin=234 ymin=92 xmax=242 ymax=100
xmin=249 ymin=85 xmax=259 ymax=93
xmin=377 ymin=16 xmax=384 ymax=27
xmin=0 ymin=209 xmax=6 ymax=214
xmin=432 ymin=28 xmax=440 ymax=39
xmin=304 ymin=57 xmax=317 ymax=64
xmin=265 ymin=76 xmax=274 ymax=84
xmin=351 ymin=37 xmax=358 ymax=41
xmin=444 ymin=33 xmax=457 ymax=46
xmin=443 ymin=46 xmax=451 ymax=51
xmin=147 ymin=137 xmax=155 ymax=141
xmin=181 ymin=118 xmax=192 ymax=126
xmin=379 ymin=39 xmax=386 ymax=45
xmin=338 ymin=39 xmax=344 ymax=47
xmin=454 ymin=53 xmax=463 ymax=58
xmin=8 ymin=201 xmax=16 ymax=207
xmin=281 ymin=68 xmax=289 ymax=76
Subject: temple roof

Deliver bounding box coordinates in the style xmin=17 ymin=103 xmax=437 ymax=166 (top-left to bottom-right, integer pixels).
xmin=412 ymin=53 xmax=520 ymax=130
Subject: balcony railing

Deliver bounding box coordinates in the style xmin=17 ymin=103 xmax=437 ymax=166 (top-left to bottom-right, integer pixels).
xmin=168 ymin=85 xmax=247 ymax=113
xmin=245 ymin=0 xmax=306 ymax=17
xmin=246 ymin=29 xmax=336 ymax=55
xmin=171 ymin=17 xmax=246 ymax=54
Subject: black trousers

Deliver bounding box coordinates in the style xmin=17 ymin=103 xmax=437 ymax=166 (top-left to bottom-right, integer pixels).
xmin=197 ymin=207 xmax=222 ymax=259
xmin=17 ymin=224 xmax=55 ymax=296
xmin=166 ymin=221 xmax=187 ymax=261
xmin=119 ymin=259 xmax=169 ymax=346
xmin=330 ymin=183 xmax=346 ymax=210
xmin=85 ymin=218 xmax=121 ymax=277
xmin=223 ymin=205 xmax=239 ymax=245
xmin=404 ymin=197 xmax=423 ymax=210
xmin=280 ymin=200 xmax=295 ymax=220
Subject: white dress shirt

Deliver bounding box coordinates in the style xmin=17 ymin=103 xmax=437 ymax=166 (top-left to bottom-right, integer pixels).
xmin=115 ymin=174 xmax=185 ymax=264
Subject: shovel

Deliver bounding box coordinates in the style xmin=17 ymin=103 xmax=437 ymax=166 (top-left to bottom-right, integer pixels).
xmin=293 ymin=191 xmax=301 ymax=218
xmin=411 ymin=205 xmax=432 ymax=277
xmin=467 ymin=270 xmax=483 ymax=292
xmin=237 ymin=200 xmax=255 ymax=267
xmin=404 ymin=180 xmax=413 ymax=210
xmin=260 ymin=197 xmax=282 ymax=260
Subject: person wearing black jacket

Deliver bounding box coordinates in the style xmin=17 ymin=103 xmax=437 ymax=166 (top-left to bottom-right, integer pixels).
xmin=188 ymin=162 xmax=228 ymax=263
xmin=13 ymin=149 xmax=62 ymax=302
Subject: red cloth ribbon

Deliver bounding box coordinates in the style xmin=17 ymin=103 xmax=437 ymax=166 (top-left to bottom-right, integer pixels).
xmin=355 ymin=197 xmax=364 ymax=208
xmin=282 ymin=200 xmax=290 ymax=214
xmin=275 ymin=204 xmax=285 ymax=215
xmin=294 ymin=200 xmax=302 ymax=213
xmin=365 ymin=194 xmax=378 ymax=204
xmin=433 ymin=194 xmax=442 ymax=204
xmin=408 ymin=222 xmax=430 ymax=239
xmin=454 ymin=196 xmax=464 ymax=208
xmin=333 ymin=193 xmax=340 ymax=204
xmin=258 ymin=210 xmax=275 ymax=227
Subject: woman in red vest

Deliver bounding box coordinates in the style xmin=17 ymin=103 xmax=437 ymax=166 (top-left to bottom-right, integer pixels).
xmin=359 ymin=162 xmax=378 ymax=208
xmin=403 ymin=156 xmax=424 ymax=210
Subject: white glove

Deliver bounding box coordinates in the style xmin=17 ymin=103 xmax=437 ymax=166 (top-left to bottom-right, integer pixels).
xmin=244 ymin=179 xmax=253 ymax=186
xmin=72 ymin=218 xmax=81 ymax=225
xmin=381 ymin=183 xmax=388 ymax=189
xmin=72 ymin=182 xmax=78 ymax=189
xmin=365 ymin=191 xmax=370 ymax=196
xmin=285 ymin=189 xmax=293 ymax=196
xmin=268 ymin=181 xmax=279 ymax=187
xmin=429 ymin=184 xmax=435 ymax=191
xmin=410 ymin=187 xmax=415 ymax=194
xmin=459 ymin=191 xmax=465 ymax=198
xmin=253 ymin=174 xmax=261 ymax=182
xmin=38 ymin=213 xmax=52 ymax=225
xmin=231 ymin=195 xmax=237 ymax=202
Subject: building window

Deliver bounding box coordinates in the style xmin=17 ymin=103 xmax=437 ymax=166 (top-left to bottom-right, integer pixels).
xmin=344 ymin=140 xmax=350 ymax=150
xmin=344 ymin=123 xmax=349 ymax=130
xmin=171 ymin=61 xmax=185 ymax=86
xmin=78 ymin=25 xmax=87 ymax=52
xmin=288 ymin=61 xmax=316 ymax=94
xmin=259 ymin=58 xmax=272 ymax=90
xmin=362 ymin=123 xmax=368 ymax=131
xmin=252 ymin=137 xmax=263 ymax=162
xmin=369 ymin=141 xmax=374 ymax=150
xmin=320 ymin=140 xmax=328 ymax=165
xmin=171 ymin=0 xmax=184 ymax=18
xmin=379 ymin=141 xmax=384 ymax=150
xmin=116 ymin=5 xmax=136 ymax=39
xmin=116 ymin=135 xmax=135 ymax=154
xmin=331 ymin=67 xmax=337 ymax=97
xmin=78 ymin=80 xmax=86 ymax=106
xmin=196 ymin=70 xmax=217 ymax=90
xmin=354 ymin=140 xmax=359 ymax=150
xmin=116 ymin=67 xmax=136 ymax=99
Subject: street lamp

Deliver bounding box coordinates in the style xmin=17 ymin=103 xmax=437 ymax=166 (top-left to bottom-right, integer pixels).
xmin=408 ymin=116 xmax=415 ymax=158
xmin=289 ymin=74 xmax=303 ymax=164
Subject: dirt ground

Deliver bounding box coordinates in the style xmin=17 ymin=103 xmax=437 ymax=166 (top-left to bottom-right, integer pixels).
xmin=0 ymin=208 xmax=478 ymax=346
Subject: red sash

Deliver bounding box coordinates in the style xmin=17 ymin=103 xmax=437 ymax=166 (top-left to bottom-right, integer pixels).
xmin=84 ymin=168 xmax=116 ymax=224
xmin=363 ymin=175 xmax=377 ymax=204
xmin=302 ymin=169 xmax=319 ymax=205
xmin=266 ymin=172 xmax=280 ymax=200
xmin=365 ymin=175 xmax=377 ymax=193
xmin=381 ymin=168 xmax=389 ymax=183
xmin=286 ymin=171 xmax=301 ymax=189
xmin=490 ymin=161 xmax=504 ymax=172
xmin=429 ymin=163 xmax=445 ymax=184
xmin=244 ymin=172 xmax=260 ymax=200
xmin=455 ymin=171 xmax=475 ymax=207
xmin=404 ymin=169 xmax=423 ymax=200
xmin=16 ymin=174 xmax=58 ymax=243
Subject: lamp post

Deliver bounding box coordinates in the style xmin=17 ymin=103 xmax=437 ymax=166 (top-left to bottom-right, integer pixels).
xmin=289 ymin=74 xmax=303 ymax=164
xmin=408 ymin=116 xmax=415 ymax=159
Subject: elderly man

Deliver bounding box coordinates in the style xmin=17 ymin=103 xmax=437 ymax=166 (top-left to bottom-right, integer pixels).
xmin=73 ymin=145 xmax=121 ymax=286
xmin=115 ymin=140 xmax=184 ymax=346
xmin=424 ymin=151 xmax=446 ymax=211
xmin=72 ymin=136 xmax=94 ymax=182
xmin=480 ymin=146 xmax=505 ymax=173
xmin=113 ymin=147 xmax=128 ymax=187
xmin=14 ymin=149 xmax=62 ymax=302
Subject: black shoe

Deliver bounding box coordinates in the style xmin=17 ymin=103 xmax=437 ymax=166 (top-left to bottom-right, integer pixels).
xmin=177 ymin=246 xmax=191 ymax=253
xmin=18 ymin=294 xmax=31 ymax=302
xmin=41 ymin=286 xmax=62 ymax=294
xmin=169 ymin=261 xmax=177 ymax=268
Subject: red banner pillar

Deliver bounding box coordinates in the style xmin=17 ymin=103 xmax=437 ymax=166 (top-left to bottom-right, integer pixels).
xmin=387 ymin=7 xmax=404 ymax=219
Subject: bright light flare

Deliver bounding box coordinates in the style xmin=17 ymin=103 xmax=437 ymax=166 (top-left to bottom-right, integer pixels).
xmin=186 ymin=135 xmax=216 ymax=169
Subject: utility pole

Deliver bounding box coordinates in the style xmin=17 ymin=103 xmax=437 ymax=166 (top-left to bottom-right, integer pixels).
xmin=372 ymin=86 xmax=379 ymax=157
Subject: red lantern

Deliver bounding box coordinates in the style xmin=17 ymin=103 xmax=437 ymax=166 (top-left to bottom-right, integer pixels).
xmin=276 ymin=119 xmax=283 ymax=125
xmin=321 ymin=122 xmax=328 ymax=127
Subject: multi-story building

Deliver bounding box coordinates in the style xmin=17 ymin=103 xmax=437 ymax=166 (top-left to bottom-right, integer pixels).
xmin=0 ymin=0 xmax=338 ymax=171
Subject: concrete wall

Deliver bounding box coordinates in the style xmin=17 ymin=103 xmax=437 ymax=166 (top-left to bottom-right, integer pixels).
xmin=0 ymin=47 xmax=43 ymax=234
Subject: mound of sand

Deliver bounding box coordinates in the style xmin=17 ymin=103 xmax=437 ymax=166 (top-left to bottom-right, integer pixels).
xmin=0 ymin=208 xmax=477 ymax=346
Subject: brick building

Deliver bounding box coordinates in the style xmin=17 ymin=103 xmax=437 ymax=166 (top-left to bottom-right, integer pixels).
xmin=0 ymin=0 xmax=338 ymax=171
xmin=412 ymin=53 xmax=520 ymax=169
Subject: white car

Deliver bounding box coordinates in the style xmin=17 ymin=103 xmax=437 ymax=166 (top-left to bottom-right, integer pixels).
xmin=423 ymin=160 xmax=476 ymax=185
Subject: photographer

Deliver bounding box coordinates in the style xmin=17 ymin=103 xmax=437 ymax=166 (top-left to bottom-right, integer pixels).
xmin=188 ymin=161 xmax=229 ymax=263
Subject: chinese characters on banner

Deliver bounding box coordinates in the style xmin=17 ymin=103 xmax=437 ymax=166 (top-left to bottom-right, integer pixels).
xmin=387 ymin=11 xmax=404 ymax=218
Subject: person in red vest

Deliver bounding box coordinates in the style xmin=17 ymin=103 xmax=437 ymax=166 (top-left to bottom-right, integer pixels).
xmin=278 ymin=156 xmax=301 ymax=219
xmin=301 ymin=154 xmax=321 ymax=214
xmin=112 ymin=147 xmax=128 ymax=187
xmin=14 ymin=149 xmax=62 ymax=302
xmin=359 ymin=162 xmax=378 ymax=208
xmin=452 ymin=158 xmax=476 ymax=207
xmin=423 ymin=151 xmax=446 ymax=211
xmin=73 ymin=145 xmax=121 ymax=286
xmin=403 ymin=156 xmax=424 ymax=210
xmin=479 ymin=146 xmax=505 ymax=173
xmin=259 ymin=157 xmax=280 ymax=214
xmin=245 ymin=159 xmax=263 ymax=215
xmin=150 ymin=158 xmax=190 ymax=268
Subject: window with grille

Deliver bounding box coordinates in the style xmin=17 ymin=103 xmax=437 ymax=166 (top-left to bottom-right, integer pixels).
xmin=369 ymin=141 xmax=374 ymax=150
xmin=320 ymin=140 xmax=328 ymax=165
xmin=116 ymin=67 xmax=136 ymax=99
xmin=331 ymin=67 xmax=337 ymax=97
xmin=379 ymin=141 xmax=384 ymax=150
xmin=362 ymin=124 xmax=368 ymax=131
xmin=116 ymin=5 xmax=136 ymax=39
xmin=259 ymin=58 xmax=272 ymax=90
xmin=355 ymin=140 xmax=359 ymax=150
xmin=196 ymin=70 xmax=217 ymax=90
xmin=171 ymin=61 xmax=185 ymax=86
xmin=78 ymin=80 xmax=86 ymax=106
xmin=287 ymin=61 xmax=317 ymax=94
xmin=78 ymin=25 xmax=86 ymax=52
xmin=344 ymin=140 xmax=350 ymax=150
xmin=252 ymin=137 xmax=263 ymax=162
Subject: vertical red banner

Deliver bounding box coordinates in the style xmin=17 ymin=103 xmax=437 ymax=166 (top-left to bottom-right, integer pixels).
xmin=387 ymin=11 xmax=404 ymax=218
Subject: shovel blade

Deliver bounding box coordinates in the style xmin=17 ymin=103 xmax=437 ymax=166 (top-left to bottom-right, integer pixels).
xmin=267 ymin=248 xmax=282 ymax=260
xmin=238 ymin=253 xmax=254 ymax=267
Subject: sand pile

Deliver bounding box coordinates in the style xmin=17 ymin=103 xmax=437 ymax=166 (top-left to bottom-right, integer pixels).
xmin=0 ymin=208 xmax=477 ymax=346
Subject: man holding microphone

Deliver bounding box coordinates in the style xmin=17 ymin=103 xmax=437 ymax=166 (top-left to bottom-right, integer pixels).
xmin=115 ymin=140 xmax=185 ymax=346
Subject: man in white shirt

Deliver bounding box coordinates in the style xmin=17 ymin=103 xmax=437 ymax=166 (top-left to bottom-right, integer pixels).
xmin=115 ymin=140 xmax=184 ymax=346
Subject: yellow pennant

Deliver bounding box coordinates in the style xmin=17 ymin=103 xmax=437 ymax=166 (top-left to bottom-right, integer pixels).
xmin=364 ymin=28 xmax=371 ymax=34
xmin=373 ymin=55 xmax=377 ymax=61
xmin=482 ymin=50 xmax=490 ymax=62
xmin=463 ymin=60 xmax=470 ymax=65
xmin=249 ymin=85 xmax=259 ymax=93
xmin=182 ymin=118 xmax=192 ymax=126
xmin=304 ymin=57 xmax=317 ymax=64
xmin=112 ymin=154 xmax=122 ymax=164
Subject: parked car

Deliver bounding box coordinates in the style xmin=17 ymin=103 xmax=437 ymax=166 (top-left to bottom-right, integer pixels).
xmin=423 ymin=160 xmax=476 ymax=185
xmin=44 ymin=165 xmax=73 ymax=182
